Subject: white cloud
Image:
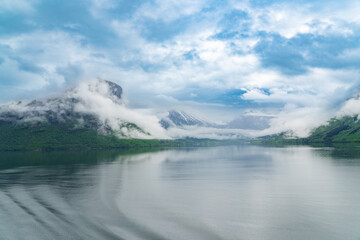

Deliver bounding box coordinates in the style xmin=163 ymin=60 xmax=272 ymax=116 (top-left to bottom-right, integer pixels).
xmin=166 ymin=126 xmax=247 ymax=140
xmin=0 ymin=30 xmax=118 ymax=98
xmin=0 ymin=0 xmax=36 ymax=14
xmin=1 ymin=25 xmax=354 ymax=138
xmin=242 ymin=68 xmax=359 ymax=105
xmin=265 ymin=106 xmax=333 ymax=138
xmin=0 ymin=58 xmax=47 ymax=90
xmin=2 ymin=0 xmax=360 ymax=139
xmin=89 ymin=0 xmax=118 ymax=18
xmin=337 ymin=93 xmax=360 ymax=118
xmin=0 ymin=79 xmax=169 ymax=139
xmin=71 ymin=79 xmax=168 ymax=139
xmin=135 ymin=0 xmax=207 ymax=22
xmin=232 ymin=1 xmax=358 ymax=38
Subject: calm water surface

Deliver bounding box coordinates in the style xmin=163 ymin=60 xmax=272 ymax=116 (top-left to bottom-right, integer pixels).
xmin=1 ymin=145 xmax=360 ymax=240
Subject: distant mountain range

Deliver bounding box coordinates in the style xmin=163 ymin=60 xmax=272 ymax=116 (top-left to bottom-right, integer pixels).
xmin=0 ymin=79 xmax=270 ymax=136
xmin=0 ymin=79 xmax=249 ymax=150
xmin=159 ymin=110 xmax=231 ymax=130
xmin=159 ymin=110 xmax=271 ymax=131
xmin=160 ymin=110 xmax=210 ymax=129
xmin=2 ymin=78 xmax=359 ymax=150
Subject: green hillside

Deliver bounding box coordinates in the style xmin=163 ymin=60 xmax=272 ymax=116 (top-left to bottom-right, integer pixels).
xmin=255 ymin=116 xmax=360 ymax=145
xmin=0 ymin=122 xmax=236 ymax=151
xmin=307 ymin=116 xmax=360 ymax=143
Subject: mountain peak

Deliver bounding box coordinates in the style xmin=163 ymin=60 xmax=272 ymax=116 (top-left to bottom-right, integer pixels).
xmin=95 ymin=78 xmax=123 ymax=100
xmin=0 ymin=78 xmax=169 ymax=139
xmin=0 ymin=78 xmax=125 ymax=127
xmin=68 ymin=78 xmax=123 ymax=103
xmin=160 ymin=110 xmax=208 ymax=129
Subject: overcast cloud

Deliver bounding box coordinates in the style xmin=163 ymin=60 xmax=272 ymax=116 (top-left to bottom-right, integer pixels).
xmin=1 ymin=0 xmax=360 ymax=136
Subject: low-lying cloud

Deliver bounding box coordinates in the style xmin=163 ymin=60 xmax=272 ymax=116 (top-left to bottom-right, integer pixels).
xmin=1 ymin=0 xmax=360 ymax=138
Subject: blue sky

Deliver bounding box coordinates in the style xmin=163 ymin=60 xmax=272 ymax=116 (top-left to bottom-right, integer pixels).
xmin=1 ymin=0 xmax=360 ymax=124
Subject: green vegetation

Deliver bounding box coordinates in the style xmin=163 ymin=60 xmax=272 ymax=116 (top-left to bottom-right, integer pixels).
xmin=254 ymin=116 xmax=360 ymax=145
xmin=0 ymin=122 xmax=240 ymax=151
xmin=116 ymin=122 xmax=151 ymax=137
xmin=6 ymin=115 xmax=360 ymax=151
xmin=252 ymin=133 xmax=303 ymax=145
xmin=306 ymin=116 xmax=360 ymax=143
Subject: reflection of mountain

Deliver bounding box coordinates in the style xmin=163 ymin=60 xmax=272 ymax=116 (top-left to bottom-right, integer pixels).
xmin=0 ymin=145 xmax=276 ymax=239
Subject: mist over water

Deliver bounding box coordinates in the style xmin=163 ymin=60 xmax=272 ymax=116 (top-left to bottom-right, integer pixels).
xmin=1 ymin=145 xmax=360 ymax=240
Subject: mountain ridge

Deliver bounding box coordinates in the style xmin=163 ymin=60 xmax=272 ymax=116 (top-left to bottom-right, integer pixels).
xmin=0 ymin=79 xmax=167 ymax=139
xmin=255 ymin=115 xmax=360 ymax=144
xmin=3 ymin=78 xmax=360 ymax=149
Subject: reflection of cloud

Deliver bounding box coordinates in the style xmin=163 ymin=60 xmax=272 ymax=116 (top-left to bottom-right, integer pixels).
xmin=0 ymin=0 xmax=36 ymax=13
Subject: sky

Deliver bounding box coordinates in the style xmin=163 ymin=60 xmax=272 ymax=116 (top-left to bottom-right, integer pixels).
xmin=1 ymin=0 xmax=360 ymax=135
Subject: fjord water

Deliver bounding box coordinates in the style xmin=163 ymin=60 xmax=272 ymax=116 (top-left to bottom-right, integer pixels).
xmin=1 ymin=146 xmax=360 ymax=240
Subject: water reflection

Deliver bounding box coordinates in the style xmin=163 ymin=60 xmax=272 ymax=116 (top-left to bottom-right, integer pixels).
xmin=0 ymin=145 xmax=360 ymax=239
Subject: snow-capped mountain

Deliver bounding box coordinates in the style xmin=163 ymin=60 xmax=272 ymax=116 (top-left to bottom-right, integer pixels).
xmin=158 ymin=110 xmax=272 ymax=139
xmin=159 ymin=110 xmax=211 ymax=129
xmin=0 ymin=79 xmax=167 ymax=139
xmin=0 ymin=79 xmax=122 ymax=123
xmin=0 ymin=79 xmax=274 ymax=140
xmin=159 ymin=110 xmax=272 ymax=131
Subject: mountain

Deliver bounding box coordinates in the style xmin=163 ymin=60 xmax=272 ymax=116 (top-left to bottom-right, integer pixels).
xmin=159 ymin=110 xmax=272 ymax=130
xmin=159 ymin=110 xmax=211 ymax=129
xmin=160 ymin=110 xmax=272 ymax=140
xmin=306 ymin=93 xmax=360 ymax=143
xmin=159 ymin=111 xmax=273 ymax=140
xmin=0 ymin=79 xmax=122 ymax=127
xmin=0 ymin=79 xmax=169 ymax=148
xmin=255 ymin=115 xmax=360 ymax=145
xmin=306 ymin=116 xmax=360 ymax=143
xmin=0 ymin=79 xmax=250 ymax=150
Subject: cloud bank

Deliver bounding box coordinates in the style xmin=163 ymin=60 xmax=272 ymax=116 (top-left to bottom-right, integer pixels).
xmin=0 ymin=79 xmax=168 ymax=139
xmin=1 ymin=0 xmax=360 ymax=137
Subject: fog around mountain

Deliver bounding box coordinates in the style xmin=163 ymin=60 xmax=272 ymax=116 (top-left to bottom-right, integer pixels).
xmin=0 ymin=79 xmax=269 ymax=139
xmin=2 ymin=78 xmax=360 ymax=140
xmin=0 ymin=79 xmax=168 ymax=139
xmin=2 ymin=0 xmax=360 ymax=139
